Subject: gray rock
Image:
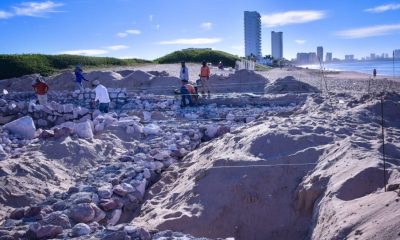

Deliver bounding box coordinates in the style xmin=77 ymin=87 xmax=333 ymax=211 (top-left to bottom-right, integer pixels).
xmin=63 ymin=104 xmax=74 ymax=113
xmin=3 ymin=116 xmax=36 ymax=139
xmin=69 ymin=203 xmax=95 ymax=223
xmin=98 ymin=186 xmax=113 ymax=199
xmin=107 ymin=209 xmax=122 ymax=226
xmin=0 ymin=145 xmax=8 ymax=160
xmin=37 ymin=119 xmax=48 ymax=127
xmin=74 ymin=120 xmax=94 ymax=139
xmin=41 ymin=212 xmax=71 ymax=229
xmin=69 ymin=192 xmax=93 ymax=204
xmin=100 ymin=231 xmax=128 ymax=240
xmin=71 ymin=223 xmax=91 ymax=237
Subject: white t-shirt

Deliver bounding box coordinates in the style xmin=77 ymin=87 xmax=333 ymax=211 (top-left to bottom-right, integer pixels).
xmin=95 ymin=84 xmax=110 ymax=103
xmin=180 ymin=67 xmax=189 ymax=81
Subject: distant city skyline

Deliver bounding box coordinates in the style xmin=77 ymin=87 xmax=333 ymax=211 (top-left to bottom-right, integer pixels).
xmin=0 ymin=0 xmax=400 ymax=60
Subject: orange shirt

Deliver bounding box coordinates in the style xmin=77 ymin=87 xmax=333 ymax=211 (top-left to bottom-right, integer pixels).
xmin=200 ymin=66 xmax=210 ymax=78
xmin=185 ymin=84 xmax=196 ymax=94
xmin=33 ymin=82 xmax=49 ymax=95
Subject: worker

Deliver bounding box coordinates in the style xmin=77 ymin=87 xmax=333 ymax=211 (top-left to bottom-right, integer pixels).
xmin=180 ymin=61 xmax=189 ymax=81
xmin=32 ymin=77 xmax=49 ymax=105
xmin=92 ymin=80 xmax=110 ymax=113
xmin=179 ymin=80 xmax=198 ymax=107
xmin=74 ymin=65 xmax=88 ymax=91
xmin=199 ymin=61 xmax=211 ymax=98
xmin=218 ymin=61 xmax=224 ymax=69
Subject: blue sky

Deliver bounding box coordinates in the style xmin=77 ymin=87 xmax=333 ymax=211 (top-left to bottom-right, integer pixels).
xmin=0 ymin=0 xmax=400 ymax=60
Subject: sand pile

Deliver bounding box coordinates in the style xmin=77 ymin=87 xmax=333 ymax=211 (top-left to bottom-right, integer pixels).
xmin=265 ymin=76 xmax=320 ymax=94
xmin=208 ymin=69 xmax=269 ymax=94
xmin=132 ymin=93 xmax=400 ymax=240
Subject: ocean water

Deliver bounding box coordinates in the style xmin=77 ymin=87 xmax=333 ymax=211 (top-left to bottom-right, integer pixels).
xmin=299 ymin=60 xmax=400 ymax=77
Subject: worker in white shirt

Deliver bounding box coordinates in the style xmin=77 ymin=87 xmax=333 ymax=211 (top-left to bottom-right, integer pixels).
xmin=92 ymin=80 xmax=110 ymax=113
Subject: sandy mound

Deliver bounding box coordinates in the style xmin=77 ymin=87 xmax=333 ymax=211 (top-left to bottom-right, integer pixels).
xmin=208 ymin=69 xmax=269 ymax=94
xmin=265 ymin=76 xmax=320 ymax=94
xmin=0 ymin=147 xmax=75 ymax=220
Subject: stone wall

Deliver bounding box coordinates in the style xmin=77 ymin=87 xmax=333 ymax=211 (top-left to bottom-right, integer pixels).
xmin=0 ymin=88 xmax=128 ymax=128
xmin=3 ymin=88 xmax=128 ymax=109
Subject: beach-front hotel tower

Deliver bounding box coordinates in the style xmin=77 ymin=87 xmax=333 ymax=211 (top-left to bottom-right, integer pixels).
xmin=271 ymin=31 xmax=283 ymax=59
xmin=317 ymin=46 xmax=323 ymax=62
xmin=244 ymin=11 xmax=262 ymax=59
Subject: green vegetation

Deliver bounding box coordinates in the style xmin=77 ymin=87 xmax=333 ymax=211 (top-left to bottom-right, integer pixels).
xmin=155 ymin=49 xmax=240 ymax=67
xmin=0 ymin=54 xmax=150 ymax=80
xmin=0 ymin=49 xmax=242 ymax=80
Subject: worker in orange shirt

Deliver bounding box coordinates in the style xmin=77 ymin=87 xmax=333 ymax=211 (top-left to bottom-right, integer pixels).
xmin=199 ymin=61 xmax=211 ymax=98
xmin=32 ymin=77 xmax=49 ymax=105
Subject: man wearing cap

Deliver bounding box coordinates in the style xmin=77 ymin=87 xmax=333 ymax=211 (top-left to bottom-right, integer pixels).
xmin=92 ymin=80 xmax=110 ymax=113
xmin=32 ymin=77 xmax=49 ymax=105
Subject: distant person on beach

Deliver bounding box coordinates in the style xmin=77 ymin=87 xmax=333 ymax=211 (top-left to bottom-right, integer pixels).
xmin=74 ymin=65 xmax=88 ymax=91
xmin=199 ymin=61 xmax=211 ymax=98
xmin=218 ymin=61 xmax=224 ymax=70
xmin=92 ymin=80 xmax=110 ymax=113
xmin=180 ymin=61 xmax=189 ymax=81
xmin=373 ymin=68 xmax=377 ymax=78
xmin=32 ymin=77 xmax=49 ymax=105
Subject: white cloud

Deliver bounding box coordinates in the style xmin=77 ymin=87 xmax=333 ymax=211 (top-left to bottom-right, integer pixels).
xmin=261 ymin=10 xmax=326 ymax=27
xmin=0 ymin=1 xmax=63 ymax=19
xmin=126 ymin=29 xmax=141 ymax=34
xmin=116 ymin=55 xmax=139 ymax=59
xmin=200 ymin=22 xmax=213 ymax=30
xmin=0 ymin=10 xmax=12 ymax=19
xmin=156 ymin=24 xmax=160 ymax=30
xmin=149 ymin=14 xmax=153 ymax=22
xmin=117 ymin=32 xmax=128 ymax=38
xmin=117 ymin=29 xmax=141 ymax=38
xmin=106 ymin=45 xmax=129 ymax=51
xmin=13 ymin=1 xmax=64 ymax=17
xmin=365 ymin=3 xmax=400 ymax=13
xmin=157 ymin=38 xmax=222 ymax=45
xmin=60 ymin=49 xmax=109 ymax=56
xmin=336 ymin=24 xmax=400 ymax=38
xmin=295 ymin=39 xmax=306 ymax=44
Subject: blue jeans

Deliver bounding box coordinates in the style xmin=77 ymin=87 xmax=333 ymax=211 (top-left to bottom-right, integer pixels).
xmin=99 ymin=103 xmax=109 ymax=113
xmin=76 ymin=81 xmax=84 ymax=90
xmin=180 ymin=86 xmax=193 ymax=107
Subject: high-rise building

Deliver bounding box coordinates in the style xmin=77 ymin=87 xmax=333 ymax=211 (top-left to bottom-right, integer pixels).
xmin=244 ymin=11 xmax=261 ymax=59
xmin=345 ymin=55 xmax=355 ymax=61
xmin=296 ymin=52 xmax=317 ymax=64
xmin=271 ymin=31 xmax=283 ymax=59
xmin=394 ymin=49 xmax=400 ymax=59
xmin=317 ymin=46 xmax=323 ymax=62
xmin=325 ymin=52 xmax=332 ymax=62
xmin=370 ymin=53 xmax=376 ymax=60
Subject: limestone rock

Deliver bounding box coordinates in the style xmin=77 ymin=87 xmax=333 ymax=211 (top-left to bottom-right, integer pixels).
xmin=40 ymin=212 xmax=71 ymax=229
xmin=3 ymin=116 xmax=36 ymax=139
xmin=74 ymin=120 xmax=94 ymax=139
xmin=71 ymin=223 xmax=91 ymax=237
xmin=69 ymin=203 xmax=95 ymax=223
